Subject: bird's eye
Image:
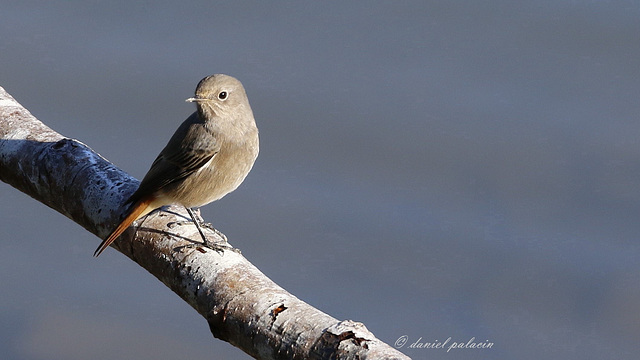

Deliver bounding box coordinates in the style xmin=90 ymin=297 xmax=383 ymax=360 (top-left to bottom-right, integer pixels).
xmin=218 ymin=91 xmax=228 ymax=100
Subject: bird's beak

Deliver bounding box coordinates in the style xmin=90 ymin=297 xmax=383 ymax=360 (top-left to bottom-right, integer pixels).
xmin=186 ymin=96 xmax=203 ymax=102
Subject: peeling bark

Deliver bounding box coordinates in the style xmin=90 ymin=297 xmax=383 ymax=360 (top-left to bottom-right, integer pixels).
xmin=0 ymin=86 xmax=410 ymax=360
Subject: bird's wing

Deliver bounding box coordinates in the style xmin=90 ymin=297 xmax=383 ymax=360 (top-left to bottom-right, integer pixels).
xmin=128 ymin=113 xmax=220 ymax=202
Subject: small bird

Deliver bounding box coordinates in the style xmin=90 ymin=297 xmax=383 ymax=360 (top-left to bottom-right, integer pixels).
xmin=94 ymin=74 xmax=259 ymax=257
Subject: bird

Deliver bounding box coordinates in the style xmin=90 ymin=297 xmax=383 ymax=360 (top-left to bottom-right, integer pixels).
xmin=94 ymin=74 xmax=259 ymax=257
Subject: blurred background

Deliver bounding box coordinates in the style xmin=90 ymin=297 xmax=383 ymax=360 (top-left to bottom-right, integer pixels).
xmin=1 ymin=2 xmax=639 ymax=359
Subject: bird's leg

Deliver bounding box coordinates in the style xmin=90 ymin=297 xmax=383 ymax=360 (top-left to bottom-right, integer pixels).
xmin=179 ymin=207 xmax=234 ymax=254
xmin=167 ymin=208 xmax=221 ymax=238
xmin=185 ymin=207 xmax=209 ymax=241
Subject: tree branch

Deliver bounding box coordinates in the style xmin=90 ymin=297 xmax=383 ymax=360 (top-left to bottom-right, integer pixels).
xmin=0 ymin=85 xmax=410 ymax=360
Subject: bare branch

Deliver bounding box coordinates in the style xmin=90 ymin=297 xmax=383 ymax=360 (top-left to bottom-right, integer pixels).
xmin=0 ymin=85 xmax=410 ymax=360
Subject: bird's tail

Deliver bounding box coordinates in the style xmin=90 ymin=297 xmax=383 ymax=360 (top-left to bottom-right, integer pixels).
xmin=94 ymin=197 xmax=155 ymax=257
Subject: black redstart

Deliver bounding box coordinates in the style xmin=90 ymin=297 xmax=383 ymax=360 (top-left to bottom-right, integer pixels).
xmin=94 ymin=74 xmax=259 ymax=256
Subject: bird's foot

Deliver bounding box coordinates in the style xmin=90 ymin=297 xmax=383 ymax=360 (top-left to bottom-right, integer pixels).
xmin=171 ymin=224 xmax=235 ymax=255
xmin=200 ymin=225 xmax=241 ymax=254
xmin=170 ymin=208 xmax=240 ymax=255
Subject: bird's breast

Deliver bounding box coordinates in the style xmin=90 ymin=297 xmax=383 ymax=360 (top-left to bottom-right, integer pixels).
xmin=163 ymin=136 xmax=258 ymax=208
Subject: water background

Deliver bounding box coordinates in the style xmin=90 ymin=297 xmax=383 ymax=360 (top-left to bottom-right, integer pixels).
xmin=1 ymin=2 xmax=639 ymax=359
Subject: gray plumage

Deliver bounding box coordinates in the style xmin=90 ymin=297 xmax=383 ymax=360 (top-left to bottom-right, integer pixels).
xmin=95 ymin=74 xmax=259 ymax=256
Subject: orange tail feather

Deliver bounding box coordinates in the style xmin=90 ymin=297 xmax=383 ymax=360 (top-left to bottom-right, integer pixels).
xmin=94 ymin=197 xmax=154 ymax=257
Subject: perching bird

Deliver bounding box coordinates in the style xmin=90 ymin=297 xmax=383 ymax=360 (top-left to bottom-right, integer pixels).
xmin=94 ymin=74 xmax=259 ymax=256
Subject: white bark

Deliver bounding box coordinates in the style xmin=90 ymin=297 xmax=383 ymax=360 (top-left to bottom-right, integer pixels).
xmin=0 ymin=85 xmax=410 ymax=360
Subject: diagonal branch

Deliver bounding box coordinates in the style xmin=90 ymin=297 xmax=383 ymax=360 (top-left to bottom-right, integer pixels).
xmin=0 ymin=86 xmax=410 ymax=360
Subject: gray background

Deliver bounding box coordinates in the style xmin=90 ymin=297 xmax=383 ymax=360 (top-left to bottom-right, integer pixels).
xmin=1 ymin=2 xmax=639 ymax=359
